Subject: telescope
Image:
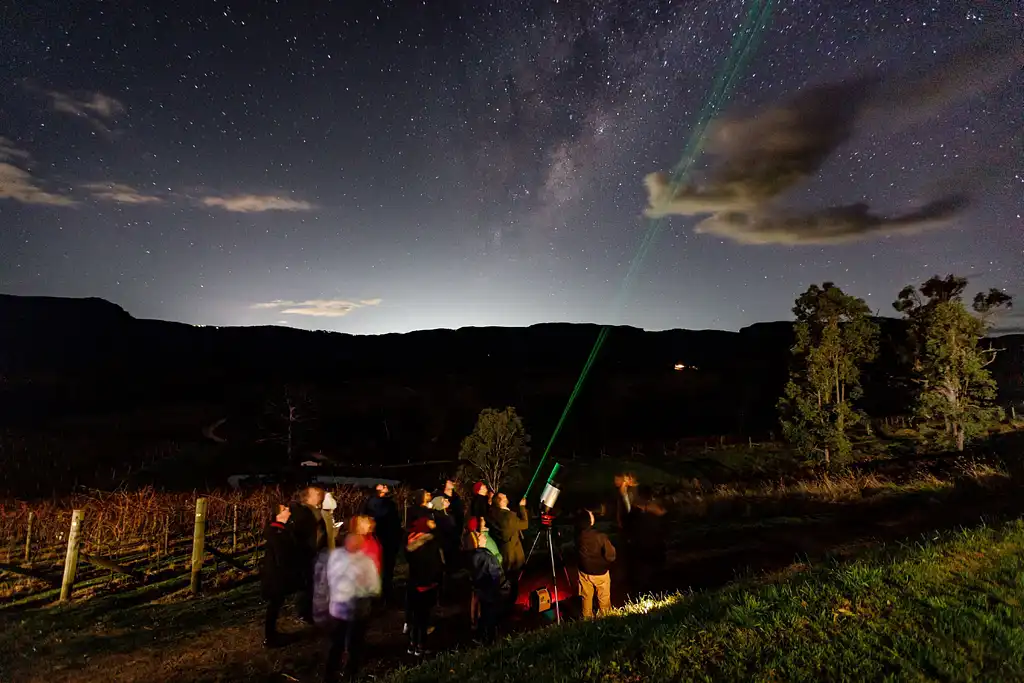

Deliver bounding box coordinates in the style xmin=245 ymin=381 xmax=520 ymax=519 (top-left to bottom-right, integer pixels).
xmin=538 ymin=462 xmax=562 ymax=523
xmin=522 ymin=461 xmax=569 ymax=623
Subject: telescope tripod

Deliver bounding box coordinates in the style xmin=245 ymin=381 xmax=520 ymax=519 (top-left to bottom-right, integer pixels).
xmin=519 ymin=513 xmax=572 ymax=625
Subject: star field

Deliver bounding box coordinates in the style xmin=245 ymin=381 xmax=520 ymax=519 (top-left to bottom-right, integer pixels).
xmin=0 ymin=1 xmax=1020 ymax=335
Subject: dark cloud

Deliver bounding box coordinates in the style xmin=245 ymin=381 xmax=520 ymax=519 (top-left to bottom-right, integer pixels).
xmin=644 ymin=29 xmax=1022 ymax=245
xmin=694 ymin=196 xmax=968 ymax=246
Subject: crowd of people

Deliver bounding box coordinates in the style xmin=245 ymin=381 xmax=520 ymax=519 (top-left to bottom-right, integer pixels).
xmin=259 ymin=473 xmax=666 ymax=681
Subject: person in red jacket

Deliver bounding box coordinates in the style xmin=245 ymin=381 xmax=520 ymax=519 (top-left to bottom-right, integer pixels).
xmin=351 ymin=514 xmax=383 ymax=574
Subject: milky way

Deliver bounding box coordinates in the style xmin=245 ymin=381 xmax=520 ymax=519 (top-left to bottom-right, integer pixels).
xmin=0 ymin=1 xmax=1020 ymax=335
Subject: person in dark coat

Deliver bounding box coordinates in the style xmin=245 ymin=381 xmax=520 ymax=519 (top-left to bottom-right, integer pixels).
xmin=429 ymin=495 xmax=459 ymax=598
xmin=468 ymin=481 xmax=490 ymax=521
xmin=400 ymin=488 xmax=436 ymax=628
xmin=622 ymin=486 xmax=667 ymax=596
xmin=406 ymin=488 xmax=435 ymax=527
xmin=574 ymin=508 xmax=616 ymax=618
xmin=405 ymin=516 xmax=443 ymax=656
xmin=362 ymin=483 xmax=403 ymax=604
xmin=289 ymin=486 xmax=326 ymax=624
xmin=468 ymin=530 xmax=504 ymax=644
xmin=261 ymin=502 xmax=300 ymax=647
xmin=436 ymin=478 xmax=465 ymax=531
xmin=488 ymin=492 xmax=529 ymax=607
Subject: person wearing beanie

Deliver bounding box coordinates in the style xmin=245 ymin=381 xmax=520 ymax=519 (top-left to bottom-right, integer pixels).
xmin=464 ymin=516 xmax=502 ymax=565
xmin=463 ymin=515 xmax=503 ymax=629
xmin=468 ymin=530 xmax=504 ymax=645
xmin=574 ymin=508 xmax=616 ymax=618
xmin=468 ymin=481 xmax=490 ymax=520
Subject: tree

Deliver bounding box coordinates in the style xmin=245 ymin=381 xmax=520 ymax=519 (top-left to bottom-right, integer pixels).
xmin=778 ymin=283 xmax=879 ymax=466
xmin=258 ymin=386 xmax=317 ymax=462
xmin=894 ymin=275 xmax=1012 ymax=451
xmin=458 ymin=407 xmax=531 ymax=493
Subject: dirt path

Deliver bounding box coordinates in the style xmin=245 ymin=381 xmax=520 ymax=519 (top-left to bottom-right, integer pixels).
xmin=4 ymin=478 xmax=1024 ymax=683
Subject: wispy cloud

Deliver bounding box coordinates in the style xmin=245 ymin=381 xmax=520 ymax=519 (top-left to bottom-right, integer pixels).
xmin=81 ymin=181 xmax=163 ymax=205
xmin=201 ymin=195 xmax=314 ymax=213
xmin=252 ymin=299 xmax=382 ymax=317
xmin=0 ymin=138 xmax=30 ymax=163
xmin=42 ymin=88 xmax=125 ymax=133
xmin=0 ymin=137 xmax=77 ymax=207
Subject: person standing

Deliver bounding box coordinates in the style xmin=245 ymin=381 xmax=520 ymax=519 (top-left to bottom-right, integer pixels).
xmin=405 ymin=516 xmax=443 ymax=656
xmin=436 ymin=477 xmax=465 ymax=531
xmin=468 ymin=530 xmax=504 ymax=644
xmin=323 ymin=532 xmax=381 ymax=682
xmin=464 ymin=516 xmax=502 ymax=565
xmin=289 ymin=486 xmax=326 ymax=624
xmin=261 ymin=502 xmax=301 ymax=647
xmin=429 ymin=495 xmax=458 ymax=599
xmin=350 ymin=515 xmax=382 ymax=574
xmin=574 ymin=508 xmax=616 ymax=618
xmin=623 ymin=487 xmax=667 ymax=596
xmin=362 ymin=483 xmax=402 ymax=605
xmin=488 ymin=492 xmax=529 ymax=608
xmin=612 ymin=473 xmax=636 ymax=529
xmin=406 ymin=488 xmax=435 ymax=526
xmin=468 ymin=481 xmax=490 ymax=521
xmin=464 ymin=516 xmax=503 ymax=630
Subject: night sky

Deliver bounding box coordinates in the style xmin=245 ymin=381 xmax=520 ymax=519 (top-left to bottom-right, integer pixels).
xmin=1 ymin=1 xmax=1021 ymax=335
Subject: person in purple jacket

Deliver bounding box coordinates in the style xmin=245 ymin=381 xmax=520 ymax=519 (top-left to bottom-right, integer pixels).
xmin=323 ymin=533 xmax=381 ymax=681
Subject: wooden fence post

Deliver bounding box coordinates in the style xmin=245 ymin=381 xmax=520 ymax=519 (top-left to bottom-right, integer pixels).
xmin=190 ymin=498 xmax=207 ymax=596
xmin=59 ymin=510 xmax=84 ymax=602
xmin=24 ymin=511 xmax=34 ymax=564
xmin=232 ymin=505 xmax=238 ymax=554
xmin=163 ymin=514 xmax=170 ymax=556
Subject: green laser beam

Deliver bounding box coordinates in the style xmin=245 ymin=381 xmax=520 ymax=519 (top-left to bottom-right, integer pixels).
xmin=524 ymin=0 xmax=775 ymax=498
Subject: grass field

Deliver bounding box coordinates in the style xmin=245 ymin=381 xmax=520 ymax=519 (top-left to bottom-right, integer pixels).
xmin=385 ymin=519 xmax=1024 ymax=683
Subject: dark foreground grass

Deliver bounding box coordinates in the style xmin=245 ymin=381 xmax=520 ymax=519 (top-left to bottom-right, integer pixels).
xmin=386 ymin=519 xmax=1024 ymax=683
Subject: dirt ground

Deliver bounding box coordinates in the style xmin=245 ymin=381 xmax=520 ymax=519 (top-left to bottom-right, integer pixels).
xmin=4 ymin=471 xmax=1024 ymax=683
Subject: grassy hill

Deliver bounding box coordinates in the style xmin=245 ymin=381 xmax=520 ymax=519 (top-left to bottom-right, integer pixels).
xmin=385 ymin=519 xmax=1024 ymax=683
